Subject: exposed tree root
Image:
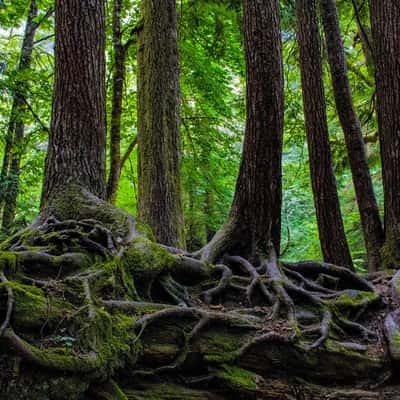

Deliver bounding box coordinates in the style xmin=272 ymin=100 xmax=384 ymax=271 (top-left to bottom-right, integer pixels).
xmin=0 ymin=206 xmax=389 ymax=399
xmin=0 ymin=272 xmax=14 ymax=337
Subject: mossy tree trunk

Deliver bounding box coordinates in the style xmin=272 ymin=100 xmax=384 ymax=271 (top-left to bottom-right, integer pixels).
xmin=320 ymin=0 xmax=383 ymax=273
xmin=1 ymin=0 xmax=38 ymax=232
xmin=200 ymin=0 xmax=284 ymax=263
xmin=296 ymin=0 xmax=353 ymax=270
xmin=41 ymin=0 xmax=107 ymax=208
xmin=369 ymin=0 xmax=400 ymax=269
xmin=137 ymin=0 xmax=185 ymax=249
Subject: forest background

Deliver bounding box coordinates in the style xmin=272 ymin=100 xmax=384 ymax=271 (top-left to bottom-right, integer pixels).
xmin=0 ymin=0 xmax=377 ymax=270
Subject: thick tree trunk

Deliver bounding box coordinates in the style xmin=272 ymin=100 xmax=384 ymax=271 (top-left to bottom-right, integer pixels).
xmin=41 ymin=0 xmax=107 ymax=208
xmin=137 ymin=0 xmax=185 ymax=249
xmin=0 ymin=0 xmax=38 ymax=230
xmin=296 ymin=0 xmax=353 ymax=270
xmin=369 ymin=0 xmax=400 ymax=269
xmin=320 ymin=0 xmax=383 ymax=273
xmin=200 ymin=0 xmax=284 ymax=263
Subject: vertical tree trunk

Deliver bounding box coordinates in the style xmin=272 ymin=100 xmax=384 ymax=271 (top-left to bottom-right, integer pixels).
xmin=106 ymin=0 xmax=127 ymax=205
xmin=296 ymin=0 xmax=353 ymax=270
xmin=320 ymin=0 xmax=383 ymax=272
xmin=137 ymin=0 xmax=185 ymax=248
xmin=201 ymin=0 xmax=284 ymax=263
xmin=369 ymin=0 xmax=400 ymax=268
xmin=0 ymin=0 xmax=38 ymax=230
xmin=41 ymin=0 xmax=106 ymax=207
xmin=352 ymin=0 xmax=375 ymax=79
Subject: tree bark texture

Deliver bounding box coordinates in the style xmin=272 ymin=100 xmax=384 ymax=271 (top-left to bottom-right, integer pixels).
xmin=296 ymin=0 xmax=353 ymax=270
xmin=320 ymin=0 xmax=383 ymax=272
xmin=41 ymin=0 xmax=107 ymax=207
xmin=0 ymin=0 xmax=38 ymax=230
xmin=229 ymin=0 xmax=284 ymax=259
xmin=199 ymin=0 xmax=284 ymax=263
xmin=137 ymin=0 xmax=185 ymax=248
xmin=369 ymin=0 xmax=400 ymax=268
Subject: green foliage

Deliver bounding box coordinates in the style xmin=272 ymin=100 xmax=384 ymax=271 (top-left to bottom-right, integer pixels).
xmin=0 ymin=0 xmax=384 ymax=268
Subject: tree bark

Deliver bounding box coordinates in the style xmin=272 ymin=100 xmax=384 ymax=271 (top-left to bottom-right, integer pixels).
xmin=106 ymin=0 xmax=138 ymax=205
xmin=369 ymin=0 xmax=400 ymax=268
xmin=137 ymin=0 xmax=185 ymax=248
xmin=41 ymin=0 xmax=107 ymax=208
xmin=200 ymin=0 xmax=284 ymax=264
xmin=0 ymin=0 xmax=38 ymax=230
xmin=296 ymin=0 xmax=354 ymax=270
xmin=320 ymin=0 xmax=383 ymax=273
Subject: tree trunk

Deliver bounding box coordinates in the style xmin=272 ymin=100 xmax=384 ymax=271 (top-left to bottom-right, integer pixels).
xmin=296 ymin=0 xmax=354 ymax=270
xmin=106 ymin=0 xmax=130 ymax=205
xmin=0 ymin=0 xmax=38 ymax=230
xmin=200 ymin=0 xmax=284 ymax=263
xmin=369 ymin=0 xmax=400 ymax=269
xmin=41 ymin=0 xmax=107 ymax=208
xmin=137 ymin=0 xmax=185 ymax=249
xmin=320 ymin=0 xmax=383 ymax=273
xmin=352 ymin=0 xmax=375 ymax=79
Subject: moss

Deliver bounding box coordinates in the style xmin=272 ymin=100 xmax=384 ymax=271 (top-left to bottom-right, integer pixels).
xmin=121 ymin=238 xmax=175 ymax=279
xmin=135 ymin=221 xmax=155 ymax=242
xmin=0 ymin=251 xmax=18 ymax=275
xmin=201 ymin=329 xmax=240 ymax=363
xmin=216 ymin=364 xmax=258 ymax=391
xmin=0 ymin=281 xmax=67 ymax=329
xmin=48 ymin=184 xmax=134 ymax=240
xmin=90 ymin=379 xmax=128 ymax=400
xmin=124 ymin=384 xmax=212 ymax=400
xmin=332 ymin=289 xmax=379 ymax=309
xmin=381 ymin=234 xmax=400 ymax=269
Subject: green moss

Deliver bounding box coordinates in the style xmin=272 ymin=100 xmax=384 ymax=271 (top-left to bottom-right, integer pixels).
xmin=0 ymin=281 xmax=67 ymax=329
xmin=0 ymin=251 xmax=18 ymax=275
xmin=332 ymin=290 xmax=379 ymax=308
xmin=124 ymin=384 xmax=212 ymax=400
xmin=91 ymin=380 xmax=128 ymax=400
xmin=202 ymin=329 xmax=240 ymax=363
xmin=381 ymin=234 xmax=400 ymax=269
xmin=135 ymin=221 xmax=155 ymax=242
xmin=392 ymin=332 xmax=400 ymax=348
xmin=121 ymin=238 xmax=175 ymax=279
xmin=217 ymin=364 xmax=258 ymax=391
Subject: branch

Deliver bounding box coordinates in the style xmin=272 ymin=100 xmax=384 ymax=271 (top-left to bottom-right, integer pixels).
xmin=120 ymin=136 xmax=137 ymax=170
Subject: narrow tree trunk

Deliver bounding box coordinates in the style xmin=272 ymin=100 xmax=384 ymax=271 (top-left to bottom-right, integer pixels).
xmin=106 ymin=0 xmax=127 ymax=205
xmin=2 ymin=121 xmax=25 ymax=232
xmin=41 ymin=0 xmax=106 ymax=207
xmin=352 ymin=0 xmax=375 ymax=79
xmin=369 ymin=0 xmax=400 ymax=268
xmin=200 ymin=0 xmax=284 ymax=263
xmin=296 ymin=0 xmax=353 ymax=270
xmin=137 ymin=0 xmax=185 ymax=248
xmin=0 ymin=0 xmax=38 ymax=229
xmin=320 ymin=0 xmax=383 ymax=272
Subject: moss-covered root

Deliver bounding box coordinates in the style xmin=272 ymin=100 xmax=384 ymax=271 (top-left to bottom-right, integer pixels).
xmin=88 ymin=380 xmax=128 ymax=400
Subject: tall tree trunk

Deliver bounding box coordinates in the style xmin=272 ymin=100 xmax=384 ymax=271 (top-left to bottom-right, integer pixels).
xmin=200 ymin=0 xmax=284 ymax=263
xmin=106 ymin=0 xmax=129 ymax=205
xmin=369 ymin=0 xmax=400 ymax=268
xmin=137 ymin=0 xmax=185 ymax=248
xmin=0 ymin=0 xmax=38 ymax=230
xmin=41 ymin=0 xmax=106 ymax=208
xmin=296 ymin=0 xmax=353 ymax=270
xmin=320 ymin=0 xmax=383 ymax=273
